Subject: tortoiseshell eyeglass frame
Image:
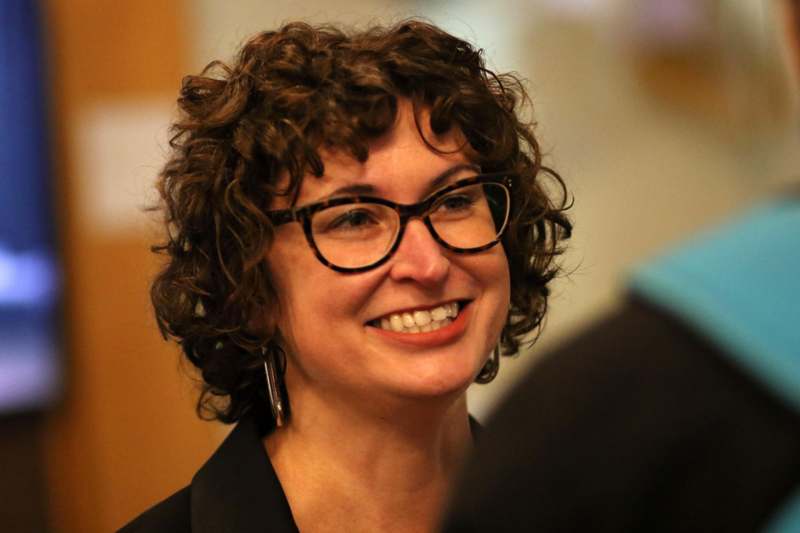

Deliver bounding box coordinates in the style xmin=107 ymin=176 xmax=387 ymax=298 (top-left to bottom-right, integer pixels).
xmin=266 ymin=172 xmax=515 ymax=273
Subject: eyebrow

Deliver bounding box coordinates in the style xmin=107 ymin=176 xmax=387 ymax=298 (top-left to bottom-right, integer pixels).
xmin=318 ymin=163 xmax=481 ymax=203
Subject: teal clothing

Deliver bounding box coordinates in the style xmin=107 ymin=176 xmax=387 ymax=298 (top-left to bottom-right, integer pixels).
xmin=630 ymin=199 xmax=800 ymax=533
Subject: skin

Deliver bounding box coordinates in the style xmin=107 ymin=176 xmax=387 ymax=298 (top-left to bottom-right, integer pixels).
xmin=263 ymin=99 xmax=511 ymax=532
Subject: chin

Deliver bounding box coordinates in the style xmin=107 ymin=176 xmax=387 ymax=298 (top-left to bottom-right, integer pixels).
xmin=385 ymin=359 xmax=482 ymax=401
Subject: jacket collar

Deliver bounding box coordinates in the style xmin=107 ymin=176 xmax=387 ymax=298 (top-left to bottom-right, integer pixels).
xmin=189 ymin=412 xmax=482 ymax=532
xmin=190 ymin=413 xmax=299 ymax=533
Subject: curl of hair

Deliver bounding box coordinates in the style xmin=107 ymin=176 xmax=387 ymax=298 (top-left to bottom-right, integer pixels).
xmin=150 ymin=20 xmax=572 ymax=426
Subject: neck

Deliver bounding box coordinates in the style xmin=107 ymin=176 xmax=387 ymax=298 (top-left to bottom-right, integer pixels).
xmin=264 ymin=378 xmax=473 ymax=532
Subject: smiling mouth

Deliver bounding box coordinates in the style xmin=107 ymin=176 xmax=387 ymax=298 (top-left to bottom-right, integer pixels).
xmin=368 ymin=301 xmax=468 ymax=334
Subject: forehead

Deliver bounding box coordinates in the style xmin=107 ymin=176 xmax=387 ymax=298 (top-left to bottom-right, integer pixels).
xmin=273 ymin=103 xmax=476 ymax=208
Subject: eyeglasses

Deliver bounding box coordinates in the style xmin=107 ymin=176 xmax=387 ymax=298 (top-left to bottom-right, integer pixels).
xmin=267 ymin=172 xmax=514 ymax=273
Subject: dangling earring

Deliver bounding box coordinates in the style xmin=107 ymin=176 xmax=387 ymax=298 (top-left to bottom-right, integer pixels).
xmin=475 ymin=344 xmax=500 ymax=384
xmin=261 ymin=343 xmax=287 ymax=427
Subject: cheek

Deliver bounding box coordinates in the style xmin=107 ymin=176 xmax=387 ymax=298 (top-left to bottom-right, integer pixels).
xmin=266 ymin=236 xmax=318 ymax=336
xmin=456 ymin=248 xmax=510 ymax=337
xmin=485 ymin=246 xmax=511 ymax=294
xmin=478 ymin=247 xmax=511 ymax=334
xmin=267 ymin=237 xmax=375 ymax=346
xmin=494 ymin=253 xmax=512 ymax=322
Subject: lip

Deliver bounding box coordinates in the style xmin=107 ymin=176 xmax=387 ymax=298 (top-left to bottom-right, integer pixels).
xmin=365 ymin=301 xmax=472 ymax=348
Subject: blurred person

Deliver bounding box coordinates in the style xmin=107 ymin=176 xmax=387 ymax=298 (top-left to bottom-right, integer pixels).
xmin=442 ymin=1 xmax=800 ymax=532
xmin=119 ymin=20 xmax=571 ymax=532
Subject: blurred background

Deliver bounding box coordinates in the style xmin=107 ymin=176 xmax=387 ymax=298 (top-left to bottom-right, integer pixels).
xmin=1 ymin=0 xmax=798 ymax=531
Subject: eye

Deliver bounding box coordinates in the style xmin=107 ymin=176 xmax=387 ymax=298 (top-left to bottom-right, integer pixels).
xmin=312 ymin=203 xmax=396 ymax=241
xmin=438 ymin=192 xmax=477 ymax=212
xmin=316 ymin=207 xmax=382 ymax=233
xmin=326 ymin=209 xmax=379 ymax=231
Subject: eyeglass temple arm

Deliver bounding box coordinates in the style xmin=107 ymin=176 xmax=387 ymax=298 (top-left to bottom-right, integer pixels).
xmin=267 ymin=209 xmax=296 ymax=226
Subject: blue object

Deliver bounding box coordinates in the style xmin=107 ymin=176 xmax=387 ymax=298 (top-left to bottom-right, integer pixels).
xmin=0 ymin=0 xmax=61 ymax=412
xmin=764 ymin=485 xmax=800 ymax=533
xmin=0 ymin=0 xmax=54 ymax=250
xmin=630 ymin=200 xmax=800 ymax=412
xmin=629 ymin=199 xmax=800 ymax=533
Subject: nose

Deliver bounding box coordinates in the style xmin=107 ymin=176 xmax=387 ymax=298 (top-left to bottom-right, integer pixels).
xmin=388 ymin=219 xmax=450 ymax=286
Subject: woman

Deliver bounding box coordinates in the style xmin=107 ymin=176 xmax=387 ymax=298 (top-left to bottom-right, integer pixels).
xmin=121 ymin=20 xmax=571 ymax=532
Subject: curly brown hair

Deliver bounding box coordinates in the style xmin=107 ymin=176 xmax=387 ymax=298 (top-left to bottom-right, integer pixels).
xmin=151 ymin=20 xmax=572 ymax=426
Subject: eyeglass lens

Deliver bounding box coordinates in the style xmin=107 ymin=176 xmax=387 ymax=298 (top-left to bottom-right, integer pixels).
xmin=309 ymin=182 xmax=510 ymax=269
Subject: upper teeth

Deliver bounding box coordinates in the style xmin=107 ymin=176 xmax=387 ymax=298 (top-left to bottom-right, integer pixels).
xmin=378 ymin=302 xmax=459 ymax=333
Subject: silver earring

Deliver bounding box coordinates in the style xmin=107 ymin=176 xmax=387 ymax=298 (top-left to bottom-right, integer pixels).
xmin=262 ymin=344 xmax=286 ymax=427
xmin=475 ymin=344 xmax=500 ymax=384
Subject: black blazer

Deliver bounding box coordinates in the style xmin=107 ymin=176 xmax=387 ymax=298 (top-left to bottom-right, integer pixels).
xmin=118 ymin=413 xmax=299 ymax=533
xmin=443 ymin=298 xmax=800 ymax=532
